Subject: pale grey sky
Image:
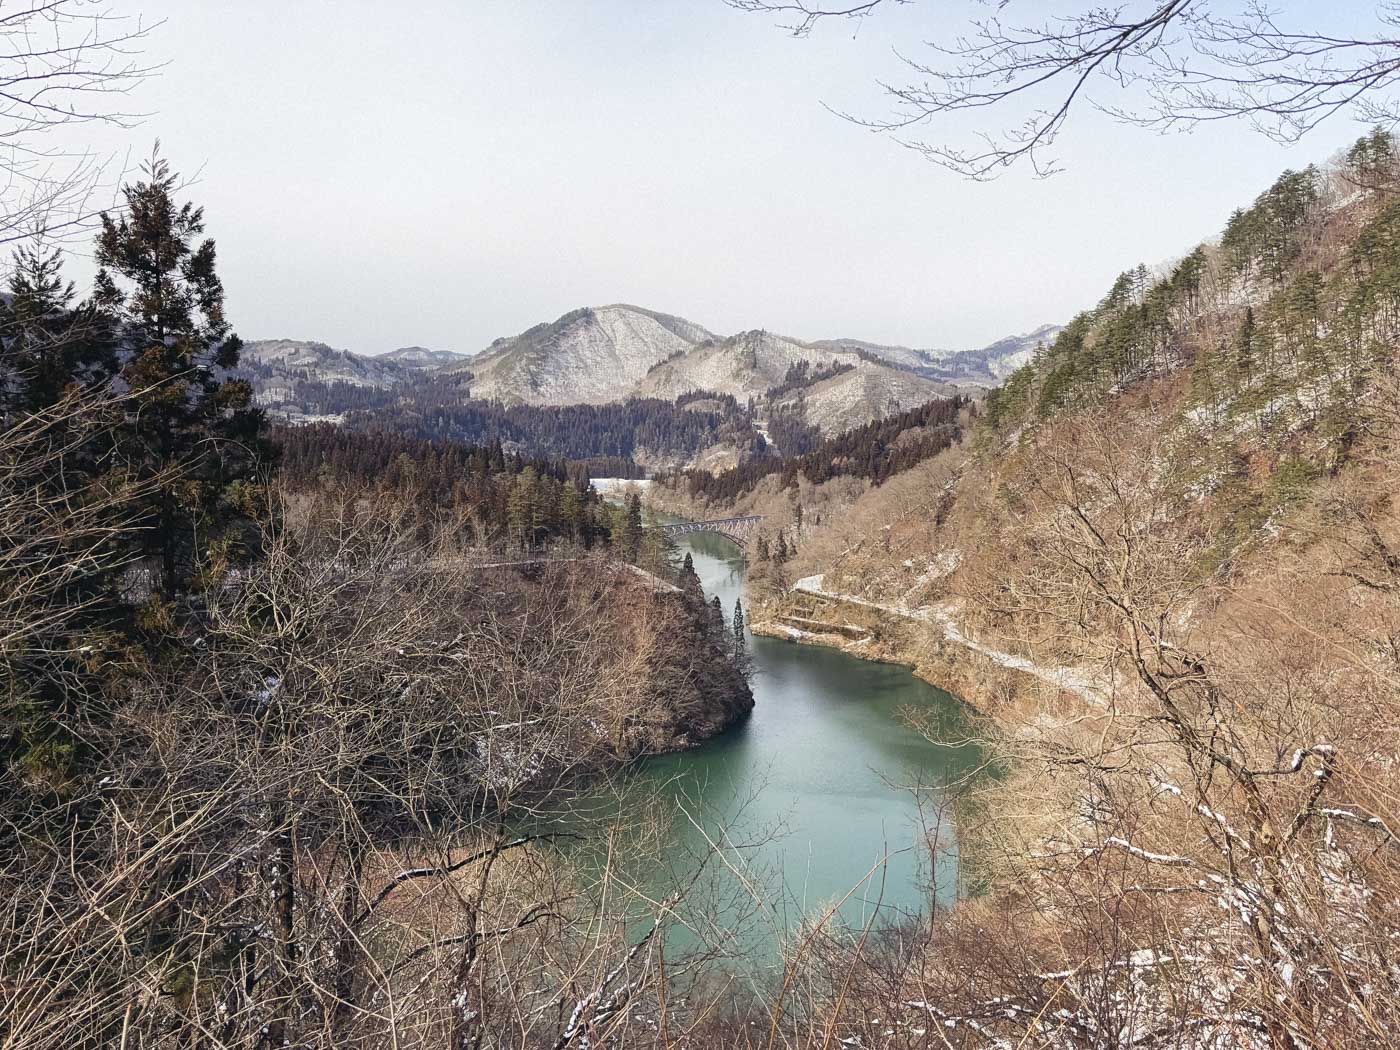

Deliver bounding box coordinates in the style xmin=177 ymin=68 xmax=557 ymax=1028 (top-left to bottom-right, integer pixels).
xmin=70 ymin=0 xmax=1368 ymax=355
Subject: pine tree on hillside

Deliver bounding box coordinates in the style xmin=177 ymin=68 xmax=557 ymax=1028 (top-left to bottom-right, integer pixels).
xmin=709 ymin=595 xmax=725 ymax=640
xmin=95 ymin=150 xmax=268 ymax=601
xmin=679 ymin=551 xmax=702 ymax=598
xmin=620 ymin=491 xmax=643 ymax=563
xmin=0 ymin=247 xmax=133 ymax=782
xmin=559 ymin=480 xmax=583 ymax=543
xmin=732 ymin=597 xmax=746 ymax=650
xmin=1235 ymin=306 xmax=1256 ymax=388
xmin=2 ymin=245 xmax=117 ymax=416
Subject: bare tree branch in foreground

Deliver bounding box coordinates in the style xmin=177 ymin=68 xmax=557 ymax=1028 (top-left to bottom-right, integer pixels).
xmin=726 ymin=2 xmax=1400 ymax=178
xmin=0 ymin=1 xmax=159 ymax=243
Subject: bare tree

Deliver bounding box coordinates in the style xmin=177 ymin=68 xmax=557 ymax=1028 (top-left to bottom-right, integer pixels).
xmin=726 ymin=1 xmax=1400 ymax=177
xmin=0 ymin=1 xmax=158 ymax=243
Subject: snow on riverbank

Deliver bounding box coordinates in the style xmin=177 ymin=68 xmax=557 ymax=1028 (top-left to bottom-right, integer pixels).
xmin=791 ymin=574 xmax=1110 ymax=706
xmin=590 ymin=477 xmax=652 ymax=495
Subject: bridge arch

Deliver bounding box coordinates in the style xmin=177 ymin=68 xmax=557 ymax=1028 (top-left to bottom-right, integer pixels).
xmin=648 ymin=515 xmax=763 ymax=548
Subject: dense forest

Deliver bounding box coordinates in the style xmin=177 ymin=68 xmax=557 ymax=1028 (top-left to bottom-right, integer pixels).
xmin=346 ymin=393 xmax=762 ymax=464
xmin=668 ymin=393 xmax=970 ymax=502
xmin=273 ymin=423 xmax=622 ymax=548
xmin=984 ymin=132 xmax=1393 ymax=444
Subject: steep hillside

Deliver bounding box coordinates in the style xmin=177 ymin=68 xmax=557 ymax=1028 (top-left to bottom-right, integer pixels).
xmin=785 ymin=358 xmax=958 ymax=434
xmin=239 ymin=339 xmax=408 ymax=420
xmin=463 ymin=304 xmax=718 ymax=404
xmin=635 ymin=329 xmax=838 ymax=401
xmin=646 ymin=131 xmax=1400 ymax=1046
xmin=635 ymin=328 xmax=957 ymax=434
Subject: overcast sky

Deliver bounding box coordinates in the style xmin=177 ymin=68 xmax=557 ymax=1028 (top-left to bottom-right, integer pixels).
xmin=70 ymin=0 xmax=1369 ymax=355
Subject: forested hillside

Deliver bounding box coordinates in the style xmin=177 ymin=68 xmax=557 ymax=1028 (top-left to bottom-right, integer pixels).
xmin=692 ymin=130 xmax=1400 ymax=1046
xmin=0 ymin=158 xmax=756 ymax=1049
xmin=345 ymin=394 xmax=762 ymax=470
xmin=662 ymin=393 xmax=970 ymax=504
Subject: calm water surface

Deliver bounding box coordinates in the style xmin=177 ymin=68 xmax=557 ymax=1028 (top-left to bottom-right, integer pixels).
xmin=594 ymin=528 xmax=979 ymax=973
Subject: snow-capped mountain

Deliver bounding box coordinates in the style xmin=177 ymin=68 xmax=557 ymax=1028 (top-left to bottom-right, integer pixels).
xmin=632 ymin=328 xmax=960 ymax=433
xmin=234 ymin=308 xmax=1059 ymax=438
xmin=461 ymin=305 xmax=718 ymax=405
xmin=378 ymin=345 xmax=469 ymax=368
xmin=939 ymin=323 xmax=1063 ymax=381
xmin=635 ymin=329 xmax=845 ymax=402
xmin=241 ymin=339 xmax=407 ymax=387
xmin=812 ymin=323 xmax=1063 ymax=386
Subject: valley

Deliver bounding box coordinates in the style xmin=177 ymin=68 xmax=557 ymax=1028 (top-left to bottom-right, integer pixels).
xmin=236 ymin=304 xmax=1058 ymax=470
xmin=10 ymin=2 xmax=1400 ymax=1042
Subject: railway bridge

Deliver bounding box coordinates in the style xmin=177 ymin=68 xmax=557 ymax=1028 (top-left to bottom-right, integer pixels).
xmin=649 ymin=515 xmax=762 ymax=548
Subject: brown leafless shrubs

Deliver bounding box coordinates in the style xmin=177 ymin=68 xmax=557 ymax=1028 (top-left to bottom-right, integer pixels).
xmin=0 ymin=476 xmax=763 ymax=1048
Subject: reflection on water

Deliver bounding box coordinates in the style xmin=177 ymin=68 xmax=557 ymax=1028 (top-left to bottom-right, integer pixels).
xmin=601 ymin=529 xmax=980 ymax=974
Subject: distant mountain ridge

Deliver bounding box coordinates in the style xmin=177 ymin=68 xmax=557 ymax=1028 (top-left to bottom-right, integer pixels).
xmin=236 ymin=307 xmax=1059 ymax=435
xmin=379 ymin=345 xmax=469 ymax=368
xmin=456 ymin=305 xmax=1061 ymax=426
xmin=460 ymin=305 xmax=718 ymax=405
xmin=811 ymin=322 xmax=1063 ymax=385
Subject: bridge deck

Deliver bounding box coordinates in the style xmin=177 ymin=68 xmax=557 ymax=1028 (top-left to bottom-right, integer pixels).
xmin=651 ymin=515 xmax=762 ymax=535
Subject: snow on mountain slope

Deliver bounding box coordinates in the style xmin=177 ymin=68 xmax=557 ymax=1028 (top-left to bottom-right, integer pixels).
xmin=808 ymin=337 xmax=947 ymax=371
xmin=952 ymin=323 xmax=1063 ymax=380
xmin=813 ymin=324 xmax=1062 ymax=386
xmin=236 ymin=307 xmax=1058 ymax=435
xmin=464 ymin=304 xmax=717 ymax=404
xmin=636 ymin=329 xmax=957 ymax=433
xmin=634 ymin=329 xmax=848 ymax=401
xmin=241 ymin=339 xmax=405 ymax=385
xmin=378 ymin=345 xmax=468 ymax=368
xmin=798 ymin=361 xmax=959 ymax=434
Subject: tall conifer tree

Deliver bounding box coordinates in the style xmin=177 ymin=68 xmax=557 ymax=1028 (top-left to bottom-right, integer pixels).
xmin=94 ymin=150 xmax=267 ymax=600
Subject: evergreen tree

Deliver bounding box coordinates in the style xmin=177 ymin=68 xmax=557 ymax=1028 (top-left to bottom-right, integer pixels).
xmin=620 ymin=491 xmax=643 ymax=563
xmin=1235 ymin=306 xmax=1256 ymax=386
xmin=0 ymin=246 xmax=129 ymax=781
xmin=559 ymin=480 xmax=583 ymax=542
xmin=678 ymin=551 xmax=702 ymax=598
xmin=775 ymin=532 xmax=789 ymax=562
xmin=94 ymin=150 xmax=267 ymax=599
xmin=507 ymin=467 xmax=539 ymax=548
xmin=1346 ymin=127 xmax=1396 ymax=194
xmin=1 ymin=245 xmax=117 ymax=416
xmin=732 ymin=597 xmax=746 ymax=650
xmin=708 ymin=595 xmax=727 ymax=652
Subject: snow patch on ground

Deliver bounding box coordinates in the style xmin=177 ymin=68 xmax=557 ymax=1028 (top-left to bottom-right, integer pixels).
xmin=791 ymin=576 xmax=1109 ymax=705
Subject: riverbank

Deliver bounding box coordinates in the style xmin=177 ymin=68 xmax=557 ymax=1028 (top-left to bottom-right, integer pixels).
xmin=750 ymin=572 xmax=1110 ymax=721
xmin=638 ymin=529 xmax=979 ymax=969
